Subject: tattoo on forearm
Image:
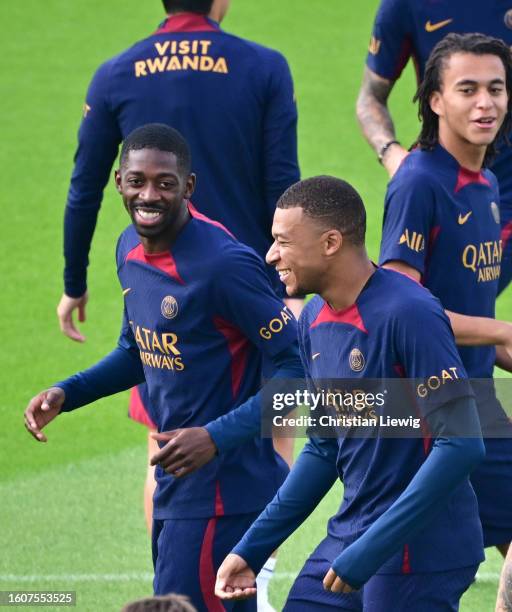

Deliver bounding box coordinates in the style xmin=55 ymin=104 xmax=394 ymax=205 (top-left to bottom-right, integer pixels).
xmin=356 ymin=68 xmax=396 ymax=153
xmin=497 ymin=556 xmax=512 ymax=612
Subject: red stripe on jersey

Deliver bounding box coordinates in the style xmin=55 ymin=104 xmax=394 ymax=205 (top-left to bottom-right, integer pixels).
xmin=401 ymin=543 xmax=411 ymax=574
xmin=213 ymin=316 xmax=250 ymax=398
xmin=188 ymin=201 xmax=235 ymax=238
xmin=215 ymin=481 xmax=225 ymax=516
xmin=155 ymin=13 xmax=219 ymax=34
xmin=454 ymin=167 xmax=491 ymax=193
xmin=125 ymin=243 xmax=185 ymax=284
xmin=198 ymin=517 xmax=225 ymax=612
xmin=128 ymin=386 xmax=157 ymax=430
xmin=393 ymin=36 xmax=412 ymax=81
xmin=422 ymin=225 xmax=441 ymax=284
xmin=501 ymin=220 xmax=512 ymax=251
xmin=309 ymin=303 xmax=368 ymax=333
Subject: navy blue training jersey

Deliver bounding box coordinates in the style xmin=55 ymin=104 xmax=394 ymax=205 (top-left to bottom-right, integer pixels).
xmin=65 ymin=12 xmax=299 ymax=297
xmin=379 ymin=145 xmax=512 ymax=434
xmin=300 ymin=267 xmax=483 ymax=574
xmin=116 ymin=205 xmax=296 ymax=519
xmin=365 ymin=0 xmax=512 ymax=225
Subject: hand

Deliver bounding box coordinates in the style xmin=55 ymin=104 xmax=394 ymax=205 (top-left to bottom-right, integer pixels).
xmin=323 ymin=568 xmax=356 ymax=594
xmin=24 ymin=387 xmax=65 ymax=442
xmin=57 ymin=292 xmax=89 ymax=342
xmin=215 ymin=553 xmax=257 ymax=600
xmin=382 ymin=144 xmax=408 ymax=178
xmin=149 ymin=427 xmax=217 ymax=477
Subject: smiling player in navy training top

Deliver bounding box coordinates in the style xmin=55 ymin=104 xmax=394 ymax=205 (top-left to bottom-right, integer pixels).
xmin=24 ymin=124 xmax=303 ymax=611
xmin=215 ymin=176 xmax=485 ymax=611
xmin=379 ymin=34 xmax=512 ymax=564
xmin=357 ymin=0 xmax=512 ymax=294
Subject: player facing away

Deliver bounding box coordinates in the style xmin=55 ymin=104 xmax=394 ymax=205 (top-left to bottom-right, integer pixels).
xmin=379 ymin=33 xmax=512 ymax=560
xmin=356 ymin=0 xmax=512 ymax=294
xmin=24 ymin=124 xmax=304 ymax=612
xmin=215 ymin=176 xmax=486 ymax=611
xmin=58 ymin=0 xmax=300 ymax=338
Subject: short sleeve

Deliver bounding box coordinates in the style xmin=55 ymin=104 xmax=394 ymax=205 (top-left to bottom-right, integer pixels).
xmin=215 ymin=247 xmax=298 ymax=356
xmin=366 ymin=0 xmax=413 ymax=81
xmin=394 ymin=297 xmax=473 ymax=416
xmin=379 ymin=172 xmax=436 ymax=276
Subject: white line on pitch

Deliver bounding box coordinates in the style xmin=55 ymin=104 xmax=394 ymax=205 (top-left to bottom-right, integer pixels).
xmin=0 ymin=573 xmax=153 ymax=583
xmin=0 ymin=570 xmax=499 ymax=584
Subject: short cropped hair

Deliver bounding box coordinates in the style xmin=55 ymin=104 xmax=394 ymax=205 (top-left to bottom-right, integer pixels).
xmin=277 ymin=176 xmax=366 ymax=246
xmin=414 ymin=32 xmax=512 ymax=164
xmin=162 ymin=0 xmax=213 ymax=14
xmin=120 ymin=124 xmax=191 ymax=175
xmin=121 ymin=593 xmax=197 ymax=612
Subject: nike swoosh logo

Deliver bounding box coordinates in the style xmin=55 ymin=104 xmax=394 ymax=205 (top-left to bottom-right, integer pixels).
xmin=425 ymin=18 xmax=453 ymax=32
xmin=312 ymin=352 xmax=321 ymax=360
xmin=458 ymin=212 xmax=472 ymax=225
xmin=122 ymin=287 xmax=132 ymax=295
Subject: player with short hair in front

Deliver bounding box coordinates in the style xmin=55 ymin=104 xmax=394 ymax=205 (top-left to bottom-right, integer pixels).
xmin=379 ymin=33 xmax=512 ymax=562
xmin=215 ymin=176 xmax=485 ymax=611
xmin=356 ymin=0 xmax=512 ymax=294
xmin=24 ymin=124 xmax=303 ymax=611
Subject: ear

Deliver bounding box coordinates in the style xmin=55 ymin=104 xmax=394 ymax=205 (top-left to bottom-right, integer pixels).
xmin=185 ymin=173 xmax=196 ymax=199
xmin=114 ymin=169 xmax=122 ymax=194
xmin=323 ymin=230 xmax=342 ymax=256
xmin=429 ymin=91 xmax=443 ymax=118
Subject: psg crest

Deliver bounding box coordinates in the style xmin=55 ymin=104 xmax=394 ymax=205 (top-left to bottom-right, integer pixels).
xmin=505 ymin=8 xmax=512 ymax=29
xmin=491 ymin=201 xmax=500 ymax=225
xmin=349 ymin=348 xmax=365 ymax=372
xmin=161 ymin=295 xmax=179 ymax=320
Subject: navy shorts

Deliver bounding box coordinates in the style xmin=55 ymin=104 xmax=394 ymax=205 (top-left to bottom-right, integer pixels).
xmin=283 ymin=555 xmax=478 ymax=612
xmin=152 ymin=513 xmax=259 ymax=612
xmin=470 ymin=437 xmax=512 ymax=547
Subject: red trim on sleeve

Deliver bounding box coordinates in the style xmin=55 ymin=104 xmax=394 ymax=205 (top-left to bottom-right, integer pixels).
xmin=128 ymin=386 xmax=157 ymax=430
xmin=125 ymin=243 xmax=185 ymax=284
xmin=213 ymin=316 xmax=251 ymax=398
xmin=454 ymin=167 xmax=491 ymax=193
xmin=310 ymin=303 xmax=368 ymax=334
xmin=188 ymin=201 xmax=235 ymax=238
xmin=155 ymin=13 xmax=219 ymax=34
xmin=215 ymin=480 xmax=225 ymax=516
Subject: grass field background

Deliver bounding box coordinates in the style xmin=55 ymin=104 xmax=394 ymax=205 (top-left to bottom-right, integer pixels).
xmin=1 ymin=1 xmax=510 ymax=610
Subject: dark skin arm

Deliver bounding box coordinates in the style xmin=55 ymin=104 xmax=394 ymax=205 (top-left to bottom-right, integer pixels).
xmin=356 ymin=67 xmax=409 ymax=176
xmin=150 ymin=428 xmax=217 ymax=478
xmin=24 ymin=387 xmax=65 ymax=442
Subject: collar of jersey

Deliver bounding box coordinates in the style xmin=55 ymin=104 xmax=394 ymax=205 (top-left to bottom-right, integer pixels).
xmin=155 ymin=12 xmax=220 ymax=34
xmin=431 ymin=143 xmax=489 ymax=192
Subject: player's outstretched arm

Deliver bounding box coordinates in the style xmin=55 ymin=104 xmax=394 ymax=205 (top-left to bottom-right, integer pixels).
xmin=356 ymin=67 xmax=408 ymax=177
xmin=215 ymin=437 xmax=338 ymax=601
xmin=57 ymin=291 xmax=88 ymax=343
xmin=496 ymin=543 xmax=512 ymax=612
xmin=24 ymin=387 xmax=65 ymax=442
xmin=215 ymin=554 xmax=257 ymax=601
xmin=383 ymin=262 xmax=512 ymax=364
xmin=325 ymin=396 xmax=485 ymax=591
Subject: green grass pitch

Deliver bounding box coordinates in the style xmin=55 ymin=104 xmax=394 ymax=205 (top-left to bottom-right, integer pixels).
xmin=1 ymin=1 xmax=510 ymax=610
